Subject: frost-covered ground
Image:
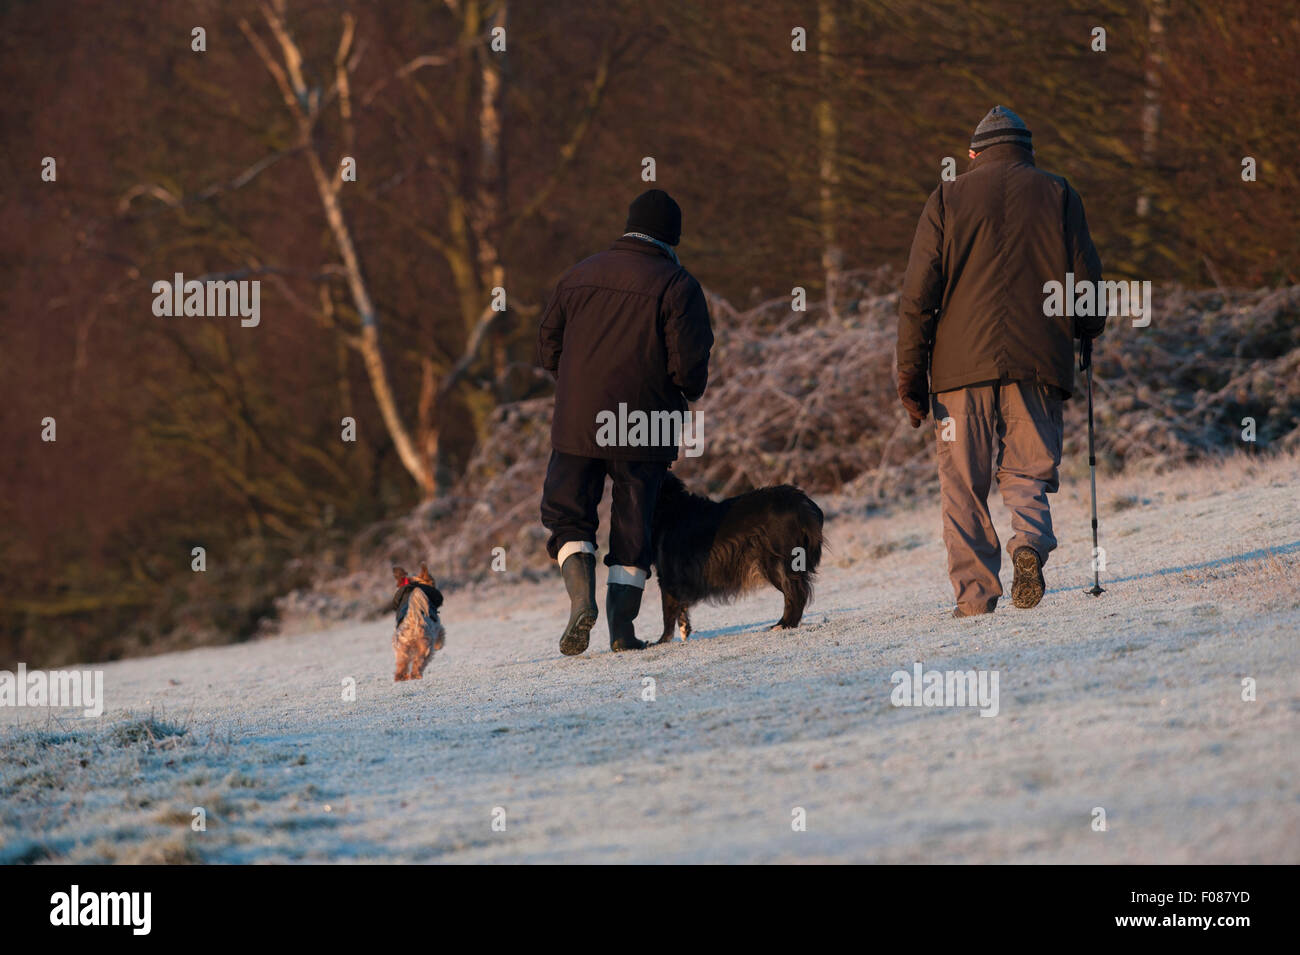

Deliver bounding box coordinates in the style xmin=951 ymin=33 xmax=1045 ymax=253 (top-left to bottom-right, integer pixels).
xmin=3 ymin=452 xmax=1298 ymax=864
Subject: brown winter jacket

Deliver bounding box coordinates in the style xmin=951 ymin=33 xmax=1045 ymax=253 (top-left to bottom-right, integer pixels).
xmin=896 ymin=143 xmax=1105 ymax=406
xmin=538 ymin=237 xmax=714 ymax=461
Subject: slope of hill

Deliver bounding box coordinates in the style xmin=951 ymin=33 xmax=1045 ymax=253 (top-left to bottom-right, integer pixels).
xmin=2 ymin=451 xmax=1296 ymax=863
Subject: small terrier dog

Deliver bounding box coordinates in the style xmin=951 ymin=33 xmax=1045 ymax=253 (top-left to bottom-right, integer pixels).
xmin=391 ymin=563 xmax=445 ymax=681
xmin=651 ymin=473 xmax=824 ymax=643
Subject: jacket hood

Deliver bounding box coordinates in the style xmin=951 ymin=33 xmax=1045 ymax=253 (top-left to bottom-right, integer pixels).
xmin=970 ymin=142 xmax=1036 ymax=170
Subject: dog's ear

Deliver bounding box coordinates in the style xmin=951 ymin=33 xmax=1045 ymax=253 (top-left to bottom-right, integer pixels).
xmin=419 ymin=563 xmax=436 ymax=586
xmin=392 ymin=565 xmax=407 ymax=583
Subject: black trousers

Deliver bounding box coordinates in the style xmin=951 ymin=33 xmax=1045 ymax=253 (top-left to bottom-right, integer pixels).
xmin=541 ymin=450 xmax=668 ymax=571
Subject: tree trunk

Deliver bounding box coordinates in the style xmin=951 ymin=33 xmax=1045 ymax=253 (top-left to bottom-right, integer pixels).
xmin=303 ymin=115 xmax=436 ymax=498
xmin=477 ymin=1 xmax=511 ymax=400
xmin=1136 ymin=0 xmax=1166 ymax=220
xmin=244 ymin=5 xmax=437 ymax=498
xmin=816 ymin=0 xmax=842 ymax=320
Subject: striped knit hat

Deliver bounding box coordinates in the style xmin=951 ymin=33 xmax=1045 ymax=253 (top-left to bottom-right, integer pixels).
xmin=970 ymin=105 xmax=1032 ymax=153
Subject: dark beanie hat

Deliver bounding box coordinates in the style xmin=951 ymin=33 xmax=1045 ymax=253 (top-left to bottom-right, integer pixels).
xmin=625 ymin=189 xmax=682 ymax=246
xmin=970 ymin=105 xmax=1032 ymax=153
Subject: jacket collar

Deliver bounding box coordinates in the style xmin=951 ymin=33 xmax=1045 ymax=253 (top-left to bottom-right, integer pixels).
xmin=611 ymin=235 xmax=676 ymax=260
xmin=970 ymin=142 xmax=1036 ymax=170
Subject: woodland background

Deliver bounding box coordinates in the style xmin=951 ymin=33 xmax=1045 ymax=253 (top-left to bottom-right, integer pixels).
xmin=2 ymin=0 xmax=1298 ymax=666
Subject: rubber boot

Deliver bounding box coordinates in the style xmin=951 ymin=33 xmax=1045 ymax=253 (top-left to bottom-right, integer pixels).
xmin=607 ymin=583 xmax=647 ymax=652
xmin=559 ymin=553 xmax=598 ymax=656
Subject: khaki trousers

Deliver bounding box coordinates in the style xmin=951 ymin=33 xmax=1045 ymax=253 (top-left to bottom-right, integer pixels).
xmin=932 ymin=382 xmax=1064 ymax=613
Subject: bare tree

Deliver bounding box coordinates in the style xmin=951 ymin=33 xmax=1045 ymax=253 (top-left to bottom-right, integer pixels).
xmin=817 ymin=0 xmax=842 ymax=320
xmin=239 ymin=1 xmax=436 ymax=494
xmin=1137 ymin=0 xmax=1167 ymax=220
xmin=226 ymin=0 xmax=617 ymax=497
xmin=354 ymin=0 xmax=623 ymax=490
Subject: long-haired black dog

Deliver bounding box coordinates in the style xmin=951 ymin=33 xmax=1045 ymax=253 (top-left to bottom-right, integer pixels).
xmin=651 ymin=472 xmax=824 ymax=643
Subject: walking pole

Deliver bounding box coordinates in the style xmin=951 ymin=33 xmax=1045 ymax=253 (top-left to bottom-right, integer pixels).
xmin=1081 ymin=335 xmax=1105 ymax=596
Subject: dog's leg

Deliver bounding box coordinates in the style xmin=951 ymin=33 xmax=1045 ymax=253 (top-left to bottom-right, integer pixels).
xmin=410 ymin=636 xmax=432 ymax=679
xmin=657 ymin=589 xmax=681 ymax=645
xmin=770 ymin=573 xmax=810 ymax=629
xmin=393 ymin=638 xmax=407 ymax=681
xmin=678 ymin=607 xmax=692 ymax=641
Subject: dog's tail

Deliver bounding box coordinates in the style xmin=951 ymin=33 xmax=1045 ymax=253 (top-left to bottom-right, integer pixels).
xmin=799 ymin=494 xmax=825 ymax=576
xmin=784 ymin=493 xmax=823 ymax=614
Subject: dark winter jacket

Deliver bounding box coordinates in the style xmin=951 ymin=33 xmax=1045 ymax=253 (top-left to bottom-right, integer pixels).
xmin=537 ymin=237 xmax=713 ymax=461
xmin=897 ymin=143 xmax=1105 ymax=400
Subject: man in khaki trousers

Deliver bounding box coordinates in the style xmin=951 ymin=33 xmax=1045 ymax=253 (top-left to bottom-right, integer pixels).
xmin=896 ymin=106 xmax=1106 ymax=616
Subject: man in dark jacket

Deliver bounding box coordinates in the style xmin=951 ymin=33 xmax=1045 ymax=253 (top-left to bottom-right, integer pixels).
xmin=538 ymin=189 xmax=713 ymax=654
xmin=897 ymin=106 xmax=1105 ymax=617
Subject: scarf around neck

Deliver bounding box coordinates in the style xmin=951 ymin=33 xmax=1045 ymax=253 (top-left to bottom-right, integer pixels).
xmin=622 ymin=231 xmax=680 ymax=265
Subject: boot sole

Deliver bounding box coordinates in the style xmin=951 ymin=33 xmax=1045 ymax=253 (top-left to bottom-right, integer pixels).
xmin=559 ymin=611 xmax=596 ymax=656
xmin=1011 ymin=549 xmax=1045 ymax=609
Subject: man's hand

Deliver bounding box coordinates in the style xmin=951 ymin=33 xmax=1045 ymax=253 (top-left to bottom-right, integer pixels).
xmin=897 ymin=366 xmax=930 ymax=429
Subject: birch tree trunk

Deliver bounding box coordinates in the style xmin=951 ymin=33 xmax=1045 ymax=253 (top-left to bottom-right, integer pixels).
xmin=1137 ymin=0 xmax=1167 ymax=220
xmin=476 ymin=2 xmax=509 ymax=400
xmin=241 ymin=2 xmax=437 ymax=497
xmin=817 ymin=0 xmax=842 ymax=320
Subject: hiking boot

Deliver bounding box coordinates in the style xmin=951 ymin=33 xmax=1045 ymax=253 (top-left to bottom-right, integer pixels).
xmin=952 ymin=600 xmax=996 ymax=618
xmin=559 ymin=553 xmax=598 ymax=656
xmin=607 ymin=582 xmax=647 ymax=652
xmin=1011 ymin=546 xmax=1046 ymax=609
